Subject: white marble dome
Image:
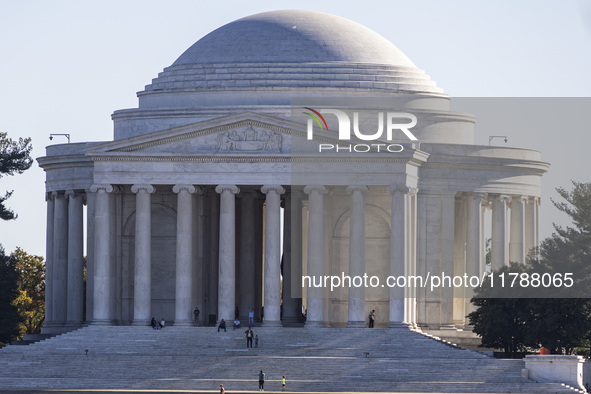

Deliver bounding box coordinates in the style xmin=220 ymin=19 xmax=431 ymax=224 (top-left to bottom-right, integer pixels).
xmin=174 ymin=10 xmax=416 ymax=66
xmin=114 ymin=10 xmax=455 ymax=140
xmin=138 ymin=11 xmax=443 ymax=104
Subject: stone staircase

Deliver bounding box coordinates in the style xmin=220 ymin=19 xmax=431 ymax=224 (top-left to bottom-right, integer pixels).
xmin=0 ymin=326 xmax=581 ymax=393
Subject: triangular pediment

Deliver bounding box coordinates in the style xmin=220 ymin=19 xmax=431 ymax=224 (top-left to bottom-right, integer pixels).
xmin=84 ymin=112 xmax=330 ymax=157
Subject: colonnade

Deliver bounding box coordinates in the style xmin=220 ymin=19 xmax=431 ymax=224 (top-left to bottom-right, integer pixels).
xmin=42 ymin=185 xmax=540 ymax=332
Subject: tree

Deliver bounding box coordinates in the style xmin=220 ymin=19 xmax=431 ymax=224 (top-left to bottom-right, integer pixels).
xmin=0 ymin=132 xmax=33 ymax=220
xmin=469 ymin=263 xmax=531 ymax=357
xmin=470 ymin=182 xmax=591 ymax=356
xmin=10 ymin=248 xmax=45 ymax=338
xmin=0 ymin=246 xmax=21 ymax=346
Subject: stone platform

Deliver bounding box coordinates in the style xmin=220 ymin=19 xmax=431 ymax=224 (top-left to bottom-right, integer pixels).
xmin=0 ymin=326 xmax=581 ymax=393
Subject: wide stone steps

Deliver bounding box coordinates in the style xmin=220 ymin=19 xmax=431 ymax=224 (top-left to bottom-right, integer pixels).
xmin=0 ymin=326 xmax=579 ymax=393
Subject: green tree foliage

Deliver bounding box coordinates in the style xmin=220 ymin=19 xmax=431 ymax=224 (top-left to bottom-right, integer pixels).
xmin=10 ymin=247 xmax=45 ymax=338
xmin=469 ymin=263 xmax=530 ymax=357
xmin=0 ymin=246 xmax=21 ymax=346
xmin=470 ymin=182 xmax=591 ymax=356
xmin=0 ymin=132 xmax=33 ymax=220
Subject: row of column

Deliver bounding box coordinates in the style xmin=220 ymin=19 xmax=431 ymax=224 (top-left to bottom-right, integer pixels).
xmin=88 ymin=183 xmax=417 ymax=328
xmin=303 ymin=185 xmax=416 ymax=328
xmin=44 ymin=190 xmax=85 ymax=331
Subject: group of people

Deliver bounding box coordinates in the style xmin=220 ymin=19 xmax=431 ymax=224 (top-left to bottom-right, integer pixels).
xmin=150 ymin=317 xmax=166 ymax=330
xmin=257 ymin=370 xmax=286 ymax=391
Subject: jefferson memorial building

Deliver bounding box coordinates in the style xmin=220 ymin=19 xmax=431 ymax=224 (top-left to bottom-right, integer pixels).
xmin=38 ymin=10 xmax=547 ymax=334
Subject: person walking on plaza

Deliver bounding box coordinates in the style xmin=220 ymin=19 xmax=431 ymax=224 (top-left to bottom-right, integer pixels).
xmin=258 ymin=370 xmax=265 ymax=391
xmin=255 ymin=334 xmax=259 ymax=348
xmin=368 ymin=309 xmax=375 ymax=328
xmin=245 ymin=327 xmax=254 ymax=348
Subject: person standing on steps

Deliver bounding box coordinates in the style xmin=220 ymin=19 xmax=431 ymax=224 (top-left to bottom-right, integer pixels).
xmin=258 ymin=370 xmax=265 ymax=391
xmin=245 ymin=327 xmax=254 ymax=348
xmin=220 ymin=384 xmax=225 ymax=394
xmin=368 ymin=309 xmax=375 ymax=328
xmin=282 ymin=376 xmax=286 ymax=391
xmin=248 ymin=307 xmax=255 ymax=327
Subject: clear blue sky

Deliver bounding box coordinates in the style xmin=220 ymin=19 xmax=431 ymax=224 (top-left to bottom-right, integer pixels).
xmin=1 ymin=0 xmax=590 ymax=257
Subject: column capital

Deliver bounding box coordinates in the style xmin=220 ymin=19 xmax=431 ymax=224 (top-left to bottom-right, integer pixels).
xmin=215 ymin=184 xmax=240 ymax=194
xmin=261 ymin=185 xmax=285 ymax=195
xmin=472 ymin=192 xmax=488 ymax=201
xmin=90 ymin=184 xmax=118 ymax=194
xmin=172 ymin=184 xmax=201 ymax=194
xmin=64 ymin=189 xmax=83 ymax=199
xmin=516 ymin=195 xmax=529 ymax=204
xmin=346 ymin=185 xmax=369 ymax=195
xmin=303 ymin=185 xmax=329 ymax=195
xmin=131 ymin=184 xmax=156 ymax=194
xmin=51 ymin=191 xmax=63 ymax=199
xmin=495 ymin=194 xmax=511 ymax=203
xmin=387 ymin=185 xmax=410 ymax=195
xmin=529 ymin=196 xmax=541 ymax=205
xmin=46 ymin=192 xmax=54 ymax=201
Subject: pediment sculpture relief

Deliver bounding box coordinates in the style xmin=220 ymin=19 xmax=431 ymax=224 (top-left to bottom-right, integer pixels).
xmin=217 ymin=126 xmax=282 ymax=152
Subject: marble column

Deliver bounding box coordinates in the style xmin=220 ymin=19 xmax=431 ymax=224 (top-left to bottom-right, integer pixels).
xmin=254 ymin=194 xmax=264 ymax=322
xmin=304 ymin=185 xmax=328 ymax=327
xmin=65 ymin=190 xmax=84 ymax=326
xmin=239 ymin=190 xmax=257 ymax=322
xmin=131 ymin=184 xmax=155 ymax=325
xmin=346 ymin=185 xmax=368 ymax=327
xmin=525 ymin=196 xmax=540 ymax=259
xmin=509 ymin=195 xmax=528 ymax=264
xmin=262 ymin=185 xmax=285 ymax=326
xmin=491 ymin=195 xmax=511 ymax=270
xmin=388 ymin=186 xmax=408 ymax=327
xmin=465 ymin=192 xmax=486 ymax=325
xmin=52 ymin=191 xmax=68 ymax=326
xmin=90 ymin=184 xmax=116 ymax=325
xmin=282 ymin=189 xmax=303 ymax=326
xmin=42 ymin=193 xmax=55 ymax=331
xmin=440 ymin=192 xmax=456 ymax=329
xmin=173 ymin=184 xmax=198 ymax=326
xmin=216 ymin=185 xmax=239 ymax=323
xmin=406 ymin=189 xmax=418 ymax=328
xmin=453 ymin=196 xmax=467 ymax=328
xmin=85 ymin=190 xmax=96 ymax=323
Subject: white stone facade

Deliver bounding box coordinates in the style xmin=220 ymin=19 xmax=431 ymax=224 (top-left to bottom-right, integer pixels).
xmin=37 ymin=10 xmax=547 ymax=333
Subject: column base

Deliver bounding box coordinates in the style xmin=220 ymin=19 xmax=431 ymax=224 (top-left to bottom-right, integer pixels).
xmin=65 ymin=321 xmax=84 ymax=328
xmin=346 ymin=321 xmax=367 ymax=328
xmin=132 ymin=320 xmax=150 ymax=327
xmin=92 ymin=319 xmax=115 ymax=326
xmin=439 ymin=323 xmax=457 ymax=330
xmin=262 ymin=320 xmax=282 ymax=327
xmin=304 ymin=321 xmax=327 ymax=328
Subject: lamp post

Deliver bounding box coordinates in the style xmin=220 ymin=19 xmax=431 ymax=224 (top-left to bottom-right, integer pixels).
xmin=49 ymin=134 xmax=71 ymax=143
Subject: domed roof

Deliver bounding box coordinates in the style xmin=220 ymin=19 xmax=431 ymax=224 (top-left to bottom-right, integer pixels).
xmin=173 ymin=10 xmax=416 ymax=67
xmin=139 ymin=10 xmax=443 ymax=104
